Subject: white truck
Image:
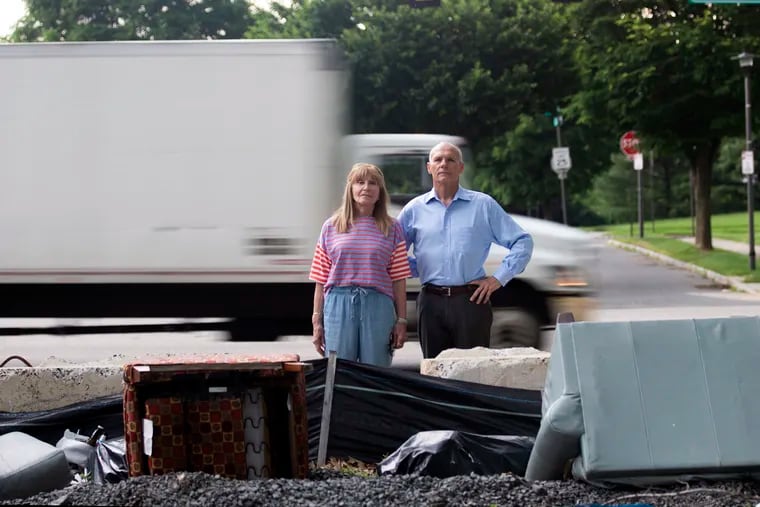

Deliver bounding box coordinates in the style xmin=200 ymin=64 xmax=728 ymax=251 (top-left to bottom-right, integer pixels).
xmin=0 ymin=39 xmax=594 ymax=347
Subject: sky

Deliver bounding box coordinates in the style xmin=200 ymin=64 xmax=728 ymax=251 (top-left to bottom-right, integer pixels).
xmin=0 ymin=0 xmax=25 ymax=37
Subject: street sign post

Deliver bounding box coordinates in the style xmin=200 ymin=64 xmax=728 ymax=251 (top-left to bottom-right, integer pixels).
xmin=620 ymin=131 xmax=640 ymax=160
xmin=742 ymin=150 xmax=755 ymax=175
xmin=550 ymin=147 xmax=571 ymax=224
xmin=634 ymin=152 xmax=644 ymax=239
xmin=620 ymin=133 xmax=644 ymax=239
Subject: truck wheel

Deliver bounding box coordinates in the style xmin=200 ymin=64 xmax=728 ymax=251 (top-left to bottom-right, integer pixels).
xmin=227 ymin=318 xmax=279 ymax=342
xmin=490 ymin=308 xmax=541 ymax=349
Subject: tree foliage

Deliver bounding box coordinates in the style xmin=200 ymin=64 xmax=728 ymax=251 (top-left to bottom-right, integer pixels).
xmin=9 ymin=0 xmax=760 ymax=230
xmin=245 ymin=0 xmax=588 ymax=214
xmin=12 ymin=0 xmax=252 ymax=41
xmin=571 ymin=0 xmax=760 ymax=247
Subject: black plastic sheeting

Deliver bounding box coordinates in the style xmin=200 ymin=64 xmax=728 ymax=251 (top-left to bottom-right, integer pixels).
xmin=378 ymin=431 xmax=535 ymax=477
xmin=0 ymin=394 xmax=124 ymax=447
xmin=305 ymin=359 xmax=541 ymax=463
xmin=0 ymin=358 xmax=542 ymax=465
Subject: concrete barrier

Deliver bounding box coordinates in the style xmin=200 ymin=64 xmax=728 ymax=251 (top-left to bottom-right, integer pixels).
xmin=419 ymin=346 xmax=550 ymax=390
xmin=5 ymin=347 xmax=550 ymax=413
xmin=0 ymin=363 xmax=123 ymax=413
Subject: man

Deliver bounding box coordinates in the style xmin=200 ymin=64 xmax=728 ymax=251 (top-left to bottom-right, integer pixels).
xmin=397 ymin=142 xmax=533 ymax=359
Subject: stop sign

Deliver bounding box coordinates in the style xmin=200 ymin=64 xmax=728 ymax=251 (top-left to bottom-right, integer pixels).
xmin=620 ymin=131 xmax=640 ymax=159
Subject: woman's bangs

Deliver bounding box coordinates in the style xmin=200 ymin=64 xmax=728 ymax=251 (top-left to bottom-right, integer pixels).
xmin=351 ymin=167 xmax=380 ymax=184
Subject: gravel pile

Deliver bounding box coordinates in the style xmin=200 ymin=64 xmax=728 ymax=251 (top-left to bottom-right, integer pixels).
xmin=3 ymin=470 xmax=760 ymax=506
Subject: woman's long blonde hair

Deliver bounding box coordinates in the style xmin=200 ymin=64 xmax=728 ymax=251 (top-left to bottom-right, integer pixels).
xmin=331 ymin=163 xmax=394 ymax=236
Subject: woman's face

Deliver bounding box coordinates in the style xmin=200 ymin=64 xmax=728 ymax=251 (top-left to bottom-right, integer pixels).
xmin=351 ymin=175 xmax=380 ymax=209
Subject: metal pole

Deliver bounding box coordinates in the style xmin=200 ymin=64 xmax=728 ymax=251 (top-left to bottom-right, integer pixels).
xmin=650 ymin=151 xmax=655 ymax=232
xmin=317 ymin=351 xmax=338 ymax=466
xmin=637 ymin=169 xmax=644 ymax=238
xmin=745 ymin=70 xmax=756 ymax=270
xmin=556 ymin=120 xmax=567 ymax=224
xmin=689 ymin=171 xmax=695 ymax=237
xmin=560 ymin=174 xmax=567 ymax=225
xmin=629 ymin=173 xmax=634 ymax=237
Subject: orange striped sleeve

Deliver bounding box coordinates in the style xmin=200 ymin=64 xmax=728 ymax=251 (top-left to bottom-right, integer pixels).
xmin=309 ymin=243 xmax=331 ymax=284
xmin=388 ymin=241 xmax=412 ymax=281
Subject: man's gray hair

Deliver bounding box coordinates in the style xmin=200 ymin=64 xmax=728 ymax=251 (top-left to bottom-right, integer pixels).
xmin=429 ymin=142 xmax=463 ymax=162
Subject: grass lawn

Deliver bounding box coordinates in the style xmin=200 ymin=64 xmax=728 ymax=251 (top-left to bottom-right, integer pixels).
xmin=587 ymin=212 xmax=760 ymax=283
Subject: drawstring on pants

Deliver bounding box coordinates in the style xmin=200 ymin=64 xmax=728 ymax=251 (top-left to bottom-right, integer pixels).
xmin=350 ymin=286 xmax=369 ymax=322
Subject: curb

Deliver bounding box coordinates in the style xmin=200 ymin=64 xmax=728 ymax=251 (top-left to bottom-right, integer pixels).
xmin=607 ymin=239 xmax=760 ymax=295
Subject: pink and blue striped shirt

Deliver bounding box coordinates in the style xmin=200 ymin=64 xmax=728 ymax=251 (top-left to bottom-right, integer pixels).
xmin=309 ymin=216 xmax=412 ymax=300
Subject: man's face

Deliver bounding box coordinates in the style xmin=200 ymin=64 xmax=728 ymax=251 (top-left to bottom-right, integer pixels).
xmin=427 ymin=145 xmax=464 ymax=184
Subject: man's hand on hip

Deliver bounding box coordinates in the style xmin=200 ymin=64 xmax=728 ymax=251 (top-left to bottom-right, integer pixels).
xmin=468 ymin=276 xmax=502 ymax=304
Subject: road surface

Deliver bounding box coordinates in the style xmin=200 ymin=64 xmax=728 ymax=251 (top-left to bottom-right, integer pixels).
xmin=1 ymin=242 xmax=759 ymax=369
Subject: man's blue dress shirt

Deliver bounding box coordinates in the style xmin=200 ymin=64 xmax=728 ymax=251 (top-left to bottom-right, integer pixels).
xmin=397 ymin=186 xmax=533 ymax=286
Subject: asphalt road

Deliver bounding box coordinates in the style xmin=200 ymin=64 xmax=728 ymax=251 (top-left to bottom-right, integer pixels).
xmin=1 ymin=241 xmax=759 ymax=369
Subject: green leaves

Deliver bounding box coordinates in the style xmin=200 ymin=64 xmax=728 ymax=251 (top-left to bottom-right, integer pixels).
xmin=11 ymin=0 xmax=760 ymax=227
xmin=14 ymin=0 xmax=252 ymax=41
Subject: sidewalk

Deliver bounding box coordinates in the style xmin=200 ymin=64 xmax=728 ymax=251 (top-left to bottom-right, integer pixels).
xmin=607 ymin=236 xmax=760 ymax=295
xmin=677 ymin=236 xmax=754 ymax=256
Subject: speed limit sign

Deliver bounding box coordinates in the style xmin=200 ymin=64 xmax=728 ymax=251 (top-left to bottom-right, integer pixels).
xmin=551 ymin=147 xmax=572 ymax=172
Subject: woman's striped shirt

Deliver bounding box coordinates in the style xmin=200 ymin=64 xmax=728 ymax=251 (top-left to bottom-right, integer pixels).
xmin=309 ymin=216 xmax=412 ymax=299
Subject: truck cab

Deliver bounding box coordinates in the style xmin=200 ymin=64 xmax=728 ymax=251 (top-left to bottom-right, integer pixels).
xmin=343 ymin=134 xmax=597 ymax=348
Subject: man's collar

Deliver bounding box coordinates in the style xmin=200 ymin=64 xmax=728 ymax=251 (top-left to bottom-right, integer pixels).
xmin=424 ymin=186 xmax=471 ymax=204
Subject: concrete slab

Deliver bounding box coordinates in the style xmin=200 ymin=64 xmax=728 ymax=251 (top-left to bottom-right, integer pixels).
xmin=420 ymin=346 xmax=550 ymax=390
xmin=0 ymin=361 xmax=123 ymax=412
xmin=1 ymin=353 xmax=174 ymax=413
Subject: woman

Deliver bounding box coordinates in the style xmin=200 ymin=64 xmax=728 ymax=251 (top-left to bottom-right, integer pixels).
xmin=309 ymin=163 xmax=411 ymax=367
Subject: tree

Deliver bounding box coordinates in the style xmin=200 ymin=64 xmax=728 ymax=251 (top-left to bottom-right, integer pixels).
xmin=571 ymin=0 xmax=760 ymax=249
xmin=584 ymin=154 xmax=642 ymax=224
xmin=246 ymin=0 xmax=354 ymax=39
xmin=245 ymin=0 xmax=593 ymax=214
xmin=338 ymin=0 xmax=595 ymax=213
xmin=12 ymin=0 xmax=252 ymax=41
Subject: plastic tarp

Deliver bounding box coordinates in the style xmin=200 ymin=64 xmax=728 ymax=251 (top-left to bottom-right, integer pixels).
xmin=0 ymin=394 xmax=124 ymax=447
xmin=526 ymin=317 xmax=760 ymax=486
xmin=306 ymin=358 xmax=541 ymax=463
xmin=378 ymin=430 xmax=534 ymax=477
xmin=1 ymin=358 xmax=542 ymax=466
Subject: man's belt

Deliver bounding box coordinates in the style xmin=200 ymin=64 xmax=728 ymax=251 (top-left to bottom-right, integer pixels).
xmin=423 ymin=284 xmax=477 ymax=297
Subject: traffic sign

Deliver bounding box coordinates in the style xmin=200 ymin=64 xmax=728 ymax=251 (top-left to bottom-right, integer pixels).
xmin=551 ymin=147 xmax=572 ymax=173
xmin=633 ymin=153 xmax=644 ymax=171
xmin=620 ymin=131 xmax=640 ymax=160
xmin=742 ymin=150 xmax=755 ymax=175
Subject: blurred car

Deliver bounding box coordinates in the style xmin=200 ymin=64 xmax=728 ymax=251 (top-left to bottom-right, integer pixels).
xmin=391 ymin=204 xmax=599 ymax=348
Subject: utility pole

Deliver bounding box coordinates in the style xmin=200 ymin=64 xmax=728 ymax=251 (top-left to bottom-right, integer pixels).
xmin=650 ymin=151 xmax=655 ymax=232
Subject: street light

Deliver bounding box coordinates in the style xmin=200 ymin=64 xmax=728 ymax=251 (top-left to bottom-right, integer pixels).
xmin=737 ymin=51 xmax=756 ymax=270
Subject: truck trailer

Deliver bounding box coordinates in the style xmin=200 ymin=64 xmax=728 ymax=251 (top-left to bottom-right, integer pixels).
xmin=0 ymin=39 xmax=595 ymax=346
